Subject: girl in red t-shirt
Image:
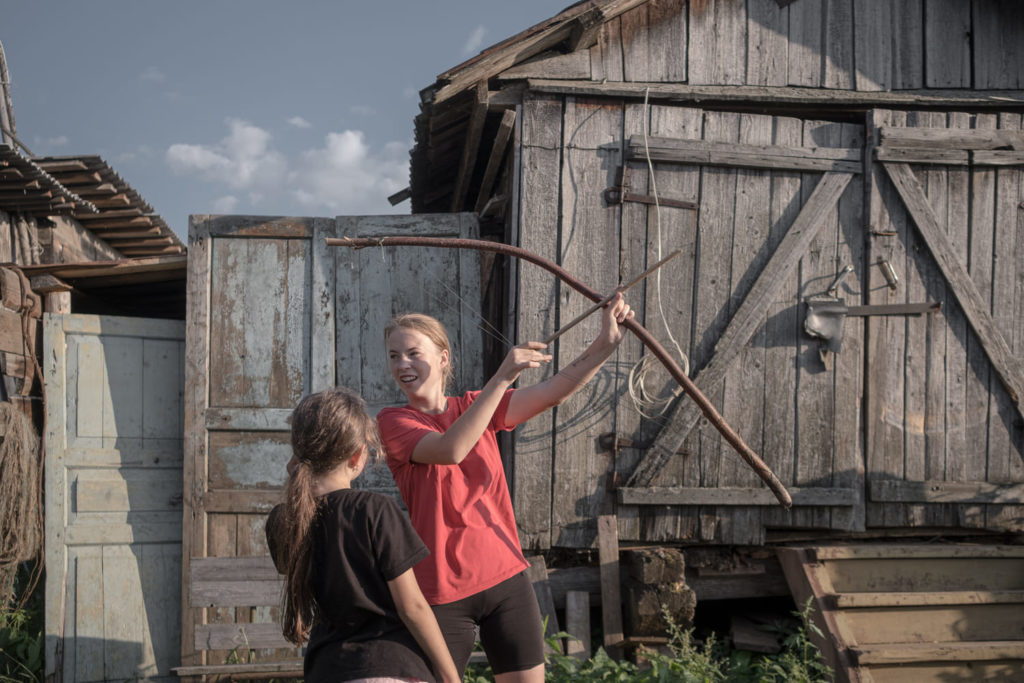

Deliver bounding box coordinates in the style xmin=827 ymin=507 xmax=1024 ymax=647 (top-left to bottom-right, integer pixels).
xmin=378 ymin=294 xmax=633 ymax=682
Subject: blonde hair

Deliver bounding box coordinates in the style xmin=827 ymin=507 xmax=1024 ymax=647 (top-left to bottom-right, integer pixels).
xmin=384 ymin=313 xmax=455 ymax=391
xmin=271 ymin=387 xmax=380 ymax=644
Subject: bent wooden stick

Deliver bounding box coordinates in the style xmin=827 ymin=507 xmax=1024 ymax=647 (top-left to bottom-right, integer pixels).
xmin=327 ymin=235 xmax=792 ymax=508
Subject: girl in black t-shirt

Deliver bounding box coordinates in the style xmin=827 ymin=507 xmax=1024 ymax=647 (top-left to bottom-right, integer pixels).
xmin=266 ymin=387 xmax=459 ymax=683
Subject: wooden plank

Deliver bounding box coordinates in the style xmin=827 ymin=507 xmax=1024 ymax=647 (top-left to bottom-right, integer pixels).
xmin=628 ymin=134 xmax=861 ymax=172
xmin=496 ymin=51 xmax=591 ymax=81
xmin=811 ymin=544 xmax=1024 ymax=560
xmin=525 ymin=556 xmax=560 ymax=653
xmin=183 ymin=216 xmax=213 ymax=668
xmin=550 ymin=96 xmax=620 ymax=547
xmin=855 ymin=641 xmax=1024 ymax=665
xmin=925 ymin=0 xmax=971 ymax=88
xmin=870 ymin=480 xmax=1024 ymax=504
xmin=473 ymin=109 xmax=516 ymax=214
xmin=688 ymin=0 xmax=745 ymax=85
xmin=879 ymin=126 xmax=1024 ymax=150
xmin=787 ymin=0 xmax=823 ymax=87
xmin=883 ymin=161 xmax=1024 ymax=418
xmin=309 ymin=217 xmax=335 ymax=393
xmin=565 ymin=591 xmax=591 ymax=660
xmin=618 ymin=486 xmax=857 ymax=506
xmin=760 ymin=115 xmax=803 ymax=532
xmin=747 ymin=0 xmax=789 ymax=86
xmin=971 ymin=150 xmax=1024 ymax=166
xmin=195 ymin=623 xmax=290 ymax=651
xmin=621 ymin=0 xmax=685 ymax=83
xmin=630 ymin=170 xmax=853 ymax=487
xmin=853 ymin=0 xmax=892 ymax=91
xmin=835 ymin=590 xmax=1024 ymax=608
xmin=191 ymin=580 xmax=282 ymax=608
xmin=597 ymin=515 xmax=624 ymax=649
xmin=589 ymin=15 xmax=624 ymax=83
xmin=450 ymin=82 xmax=488 ymax=211
xmin=823 ymin=0 xmax=853 ymax=89
xmin=875 ymin=147 xmax=969 ymax=165
xmin=204 ymin=408 xmax=292 ymax=432
xmin=845 ymin=604 xmax=1024 ymax=645
xmin=173 ymin=660 xmax=303 ymax=677
xmin=635 ymin=104 xmax=703 ymax=544
xmin=972 ymin=0 xmax=1024 ymax=89
xmin=512 ymin=93 xmax=562 ymax=551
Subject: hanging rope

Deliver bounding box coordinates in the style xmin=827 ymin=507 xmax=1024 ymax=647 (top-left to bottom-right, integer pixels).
xmin=625 ymin=87 xmax=689 ymax=420
xmin=0 ymin=401 xmax=41 ymax=610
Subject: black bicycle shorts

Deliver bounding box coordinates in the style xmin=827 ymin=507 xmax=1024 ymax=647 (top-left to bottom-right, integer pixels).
xmin=431 ymin=571 xmax=545 ymax=675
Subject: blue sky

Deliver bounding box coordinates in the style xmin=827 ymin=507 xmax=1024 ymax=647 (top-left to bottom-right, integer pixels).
xmin=2 ymin=1 xmax=565 ymax=240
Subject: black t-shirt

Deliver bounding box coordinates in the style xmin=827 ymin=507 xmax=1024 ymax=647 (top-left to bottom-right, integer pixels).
xmin=266 ymin=489 xmax=434 ymax=682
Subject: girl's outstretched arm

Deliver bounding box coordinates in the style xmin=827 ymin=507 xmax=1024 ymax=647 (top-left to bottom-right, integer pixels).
xmin=388 ymin=568 xmax=461 ymax=683
xmin=409 ymin=341 xmax=551 ymax=465
xmin=505 ymin=292 xmax=633 ymax=425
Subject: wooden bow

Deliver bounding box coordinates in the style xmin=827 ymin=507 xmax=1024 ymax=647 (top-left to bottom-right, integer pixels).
xmin=327 ymin=235 xmax=792 ymax=508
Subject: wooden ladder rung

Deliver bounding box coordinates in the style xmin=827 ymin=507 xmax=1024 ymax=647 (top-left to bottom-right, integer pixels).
xmin=172 ymin=659 xmax=304 ymax=677
xmin=853 ymin=641 xmax=1024 ymax=665
xmin=834 ymin=589 xmax=1024 ymax=608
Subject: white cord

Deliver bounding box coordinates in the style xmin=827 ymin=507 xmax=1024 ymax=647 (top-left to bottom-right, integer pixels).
xmin=626 ymin=87 xmax=690 ymax=418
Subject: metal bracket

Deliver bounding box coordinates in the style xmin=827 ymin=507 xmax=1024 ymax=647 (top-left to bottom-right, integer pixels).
xmin=604 ymin=164 xmax=698 ymax=210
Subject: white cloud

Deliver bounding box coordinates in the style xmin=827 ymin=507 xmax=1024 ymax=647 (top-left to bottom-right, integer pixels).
xmin=166 ymin=119 xmax=409 ymax=216
xmin=140 ymin=66 xmax=165 ymax=82
xmin=212 ymin=195 xmax=239 ymax=213
xmin=166 ymin=118 xmax=287 ymax=191
xmin=289 ymin=130 xmax=409 ymax=214
xmin=288 ymin=116 xmax=311 ymax=129
xmin=463 ymin=25 xmax=486 ymax=55
xmin=117 ymin=145 xmax=154 ymax=164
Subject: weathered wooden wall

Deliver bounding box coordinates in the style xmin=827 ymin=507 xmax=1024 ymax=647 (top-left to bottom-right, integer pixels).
xmin=509 ymin=87 xmax=1024 ymax=548
xmin=501 ymin=0 xmax=1024 ymax=91
xmin=512 ymin=95 xmax=865 ymax=547
xmin=182 ymin=214 xmax=484 ymax=668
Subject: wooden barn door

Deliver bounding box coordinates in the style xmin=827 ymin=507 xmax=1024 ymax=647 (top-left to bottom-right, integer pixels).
xmin=514 ymin=97 xmax=867 ymax=548
xmin=181 ymin=214 xmax=482 ymax=668
xmin=864 ymin=110 xmax=1024 ymax=532
xmin=44 ymin=313 xmax=185 ymax=683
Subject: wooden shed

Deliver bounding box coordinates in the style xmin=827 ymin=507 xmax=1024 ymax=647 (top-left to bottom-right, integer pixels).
xmin=177 ymin=1 xmax=1024 ymax=681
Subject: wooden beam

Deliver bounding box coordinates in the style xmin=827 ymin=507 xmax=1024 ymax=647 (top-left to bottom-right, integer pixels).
xmin=526 ymin=556 xmax=561 ymax=653
xmin=882 ymin=162 xmax=1024 ymax=417
xmin=75 ymin=208 xmax=145 ymax=220
xmin=474 ymin=108 xmax=516 ymax=214
xmin=565 ymin=591 xmax=591 ymax=660
xmin=878 ymin=126 xmax=1024 ymax=150
xmin=875 ymin=147 xmax=970 ymax=165
xmin=835 ymin=590 xmax=1024 ymax=608
xmin=869 ymin=480 xmax=1024 ymax=504
xmin=526 ymin=79 xmax=1024 ymax=108
xmin=628 ymin=135 xmax=862 ymax=173
xmin=617 ymin=486 xmax=857 ymax=506
xmin=810 ymin=545 xmax=1024 ymax=560
xmin=54 ymin=171 xmax=102 ymax=185
xmin=597 ymin=515 xmax=624 ymax=650
xmin=853 ymin=641 xmax=1024 ymax=665
xmin=628 ymin=171 xmax=854 ymax=486
xmin=450 ymin=81 xmax=489 ymax=212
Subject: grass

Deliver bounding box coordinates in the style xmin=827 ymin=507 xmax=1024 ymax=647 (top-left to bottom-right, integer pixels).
xmin=465 ymin=598 xmax=833 ymax=683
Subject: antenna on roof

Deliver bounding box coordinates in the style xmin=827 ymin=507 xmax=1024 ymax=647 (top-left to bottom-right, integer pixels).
xmin=0 ymin=38 xmax=17 ymax=148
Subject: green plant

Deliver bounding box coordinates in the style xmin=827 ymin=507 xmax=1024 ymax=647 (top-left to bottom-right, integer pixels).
xmin=0 ymin=570 xmax=43 ymax=683
xmin=750 ymin=598 xmax=832 ymax=683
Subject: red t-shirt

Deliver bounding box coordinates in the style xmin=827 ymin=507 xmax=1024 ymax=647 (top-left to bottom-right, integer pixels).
xmin=378 ymin=390 xmax=530 ymax=605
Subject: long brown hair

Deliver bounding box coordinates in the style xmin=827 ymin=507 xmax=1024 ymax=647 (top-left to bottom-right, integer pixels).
xmin=271 ymin=387 xmax=380 ymax=644
xmin=385 ymin=312 xmax=455 ymax=391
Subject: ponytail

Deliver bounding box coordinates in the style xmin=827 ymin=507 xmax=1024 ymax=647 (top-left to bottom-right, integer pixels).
xmin=278 ymin=461 xmax=320 ymax=644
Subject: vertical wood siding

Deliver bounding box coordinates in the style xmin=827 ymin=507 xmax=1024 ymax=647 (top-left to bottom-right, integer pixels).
xmin=571 ymin=0 xmax=1024 ymax=91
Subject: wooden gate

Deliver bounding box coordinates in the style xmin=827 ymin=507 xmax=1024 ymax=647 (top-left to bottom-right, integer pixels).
xmin=44 ymin=313 xmax=185 ymax=683
xmin=181 ymin=214 xmax=483 ymax=669
xmin=864 ymin=109 xmax=1024 ymax=531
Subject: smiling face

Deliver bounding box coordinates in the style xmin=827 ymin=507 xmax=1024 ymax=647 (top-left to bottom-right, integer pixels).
xmin=387 ymin=326 xmax=450 ymax=404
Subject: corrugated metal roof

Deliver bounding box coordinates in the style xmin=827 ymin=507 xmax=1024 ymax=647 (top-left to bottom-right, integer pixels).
xmin=33 ymin=155 xmax=185 ymax=257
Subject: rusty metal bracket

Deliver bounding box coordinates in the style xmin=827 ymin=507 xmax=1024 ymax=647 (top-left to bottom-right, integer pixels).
xmin=604 ymin=164 xmax=698 ymax=210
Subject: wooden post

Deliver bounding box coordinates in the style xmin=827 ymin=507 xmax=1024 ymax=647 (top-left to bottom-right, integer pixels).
xmin=597 ymin=515 xmax=623 ymax=654
xmin=526 ymin=556 xmax=562 ymax=653
xmin=565 ymin=590 xmax=591 ymax=660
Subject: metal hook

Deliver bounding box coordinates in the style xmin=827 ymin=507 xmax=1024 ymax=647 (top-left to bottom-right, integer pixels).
xmin=827 ymin=265 xmax=855 ymax=297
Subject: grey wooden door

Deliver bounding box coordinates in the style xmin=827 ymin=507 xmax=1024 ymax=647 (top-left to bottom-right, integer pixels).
xmin=865 ymin=110 xmax=1024 ymax=531
xmin=182 ymin=213 xmax=482 ymax=668
xmin=44 ymin=313 xmax=185 ymax=683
